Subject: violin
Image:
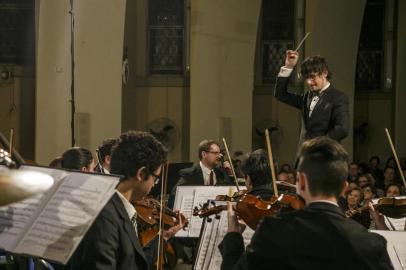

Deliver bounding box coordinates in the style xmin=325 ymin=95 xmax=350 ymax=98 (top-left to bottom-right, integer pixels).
xmin=194 ymin=192 xmax=305 ymax=230
xmin=373 ymin=197 xmax=406 ymax=219
xmin=345 ymin=197 xmax=406 ymax=219
xmin=132 ymin=197 xmax=188 ymax=247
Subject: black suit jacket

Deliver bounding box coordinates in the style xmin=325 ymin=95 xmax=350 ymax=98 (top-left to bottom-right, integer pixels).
xmin=219 ymin=202 xmax=393 ymax=270
xmin=68 ymin=193 xmax=148 ymax=270
xmin=274 ymin=76 xmax=349 ymax=143
xmin=175 ymin=163 xmax=232 ymax=186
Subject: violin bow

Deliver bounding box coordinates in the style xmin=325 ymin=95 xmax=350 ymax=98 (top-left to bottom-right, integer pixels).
xmin=265 ymin=129 xmax=279 ymax=197
xmin=9 ymin=128 xmax=14 ymax=158
xmin=222 ymin=138 xmax=240 ymax=192
xmin=385 ymin=128 xmax=406 ymax=189
xmin=95 ymin=149 xmax=105 ymax=174
xmin=156 ymin=161 xmax=169 ymax=270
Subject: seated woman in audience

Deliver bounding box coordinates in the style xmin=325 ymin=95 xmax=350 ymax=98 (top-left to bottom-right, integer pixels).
xmin=361 ymin=184 xmax=377 ymax=204
xmin=344 ymin=187 xmax=371 ymax=229
xmin=358 ymin=173 xmax=383 ymax=197
xmin=60 ymin=147 xmax=96 ymax=172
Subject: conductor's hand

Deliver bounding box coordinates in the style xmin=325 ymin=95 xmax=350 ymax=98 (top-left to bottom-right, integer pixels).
xmin=227 ymin=202 xmax=246 ymax=234
xmin=285 ymin=50 xmax=299 ymax=69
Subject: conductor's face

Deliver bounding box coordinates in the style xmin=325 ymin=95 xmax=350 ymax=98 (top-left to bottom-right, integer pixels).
xmin=305 ymin=71 xmax=328 ymax=92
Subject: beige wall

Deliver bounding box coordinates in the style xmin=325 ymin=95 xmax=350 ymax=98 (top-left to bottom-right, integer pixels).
xmin=36 ymin=0 xmax=125 ymax=165
xmin=190 ymin=0 xmax=261 ymax=159
xmin=36 ymin=0 xmax=71 ymax=164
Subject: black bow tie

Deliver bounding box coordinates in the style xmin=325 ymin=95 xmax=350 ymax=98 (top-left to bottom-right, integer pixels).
xmin=310 ymin=91 xmax=321 ymax=98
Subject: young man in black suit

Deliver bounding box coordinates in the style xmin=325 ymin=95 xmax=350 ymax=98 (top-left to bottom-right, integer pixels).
xmin=274 ymin=50 xmax=349 ymax=146
xmin=219 ymin=136 xmax=393 ymax=270
xmin=69 ymin=131 xmax=167 ymax=270
xmin=175 ymin=139 xmax=232 ymax=187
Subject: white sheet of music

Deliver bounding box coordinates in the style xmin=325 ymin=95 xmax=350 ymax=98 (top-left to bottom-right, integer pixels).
xmin=0 ymin=166 xmax=67 ymax=251
xmin=14 ymin=171 xmax=118 ymax=264
xmin=385 ymin=217 xmax=406 ymax=231
xmin=173 ymin=186 xmax=243 ymax=237
xmin=194 ymin=210 xmax=255 ymax=270
xmin=0 ymin=165 xmax=119 ymax=264
xmin=371 ymin=230 xmax=406 ymax=270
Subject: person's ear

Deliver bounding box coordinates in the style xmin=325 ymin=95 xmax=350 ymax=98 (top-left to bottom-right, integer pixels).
xmin=296 ymin=171 xmax=307 ymax=194
xmin=322 ymin=70 xmax=328 ymax=79
xmin=105 ymin=155 xmax=111 ymax=165
xmin=135 ymin=166 xmax=147 ymax=182
xmin=339 ymin=181 xmax=349 ymax=198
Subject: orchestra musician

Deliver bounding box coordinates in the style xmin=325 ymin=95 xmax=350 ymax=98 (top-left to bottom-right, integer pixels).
xmin=173 ymin=139 xmax=232 ymax=188
xmin=219 ymin=136 xmax=393 ymax=270
xmin=67 ymin=131 xmax=167 ymax=270
xmin=241 ymin=149 xmax=274 ymax=200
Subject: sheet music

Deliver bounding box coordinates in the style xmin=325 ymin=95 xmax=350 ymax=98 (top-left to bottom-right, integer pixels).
xmin=371 ymin=230 xmax=406 ymax=270
xmin=194 ymin=209 xmax=255 ymax=270
xmin=385 ymin=217 xmax=406 ymax=231
xmin=174 ymin=186 xmax=242 ymax=237
xmin=14 ymin=171 xmax=119 ymax=264
xmin=0 ymin=166 xmax=66 ymax=251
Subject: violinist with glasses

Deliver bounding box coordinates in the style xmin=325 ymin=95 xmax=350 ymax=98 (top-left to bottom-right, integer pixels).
xmin=219 ymin=136 xmax=393 ymax=270
xmin=173 ymin=139 xmax=233 ymax=188
xmin=67 ymin=131 xmax=167 ymax=270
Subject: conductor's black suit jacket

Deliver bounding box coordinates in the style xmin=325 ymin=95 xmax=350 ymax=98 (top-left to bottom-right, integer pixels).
xmin=68 ymin=193 xmax=148 ymax=270
xmin=219 ymin=202 xmax=394 ymax=270
xmin=274 ymin=76 xmax=349 ymax=143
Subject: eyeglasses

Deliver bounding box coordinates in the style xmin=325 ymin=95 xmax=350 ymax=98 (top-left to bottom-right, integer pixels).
xmin=151 ymin=173 xmax=161 ymax=185
xmin=305 ymin=73 xmax=321 ymax=81
xmin=206 ymin=151 xmax=221 ymax=155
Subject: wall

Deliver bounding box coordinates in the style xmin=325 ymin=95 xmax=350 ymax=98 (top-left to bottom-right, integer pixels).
xmin=36 ymin=0 xmax=125 ymax=165
xmin=0 ymin=5 xmax=35 ymax=161
xmin=121 ymin=0 xmax=188 ymax=162
xmin=189 ymin=0 xmax=261 ymax=160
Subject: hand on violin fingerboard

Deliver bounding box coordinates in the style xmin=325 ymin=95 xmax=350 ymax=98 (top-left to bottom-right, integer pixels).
xmin=227 ymin=202 xmax=246 ymax=234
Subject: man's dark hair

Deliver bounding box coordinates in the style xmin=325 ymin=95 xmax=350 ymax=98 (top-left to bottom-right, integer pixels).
xmin=98 ymin=138 xmax=118 ymax=162
xmin=297 ymin=136 xmax=348 ymax=198
xmin=198 ymin=139 xmax=220 ymax=160
xmin=241 ymin=149 xmax=271 ymax=187
xmin=61 ymin=147 xmax=93 ymax=171
xmin=110 ymin=131 xmax=167 ymax=180
xmin=300 ymin=55 xmax=332 ymax=80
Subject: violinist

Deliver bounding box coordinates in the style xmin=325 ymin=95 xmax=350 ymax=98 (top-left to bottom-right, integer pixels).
xmin=241 ymin=149 xmax=274 ymax=200
xmin=59 ymin=147 xmax=96 ymax=172
xmin=174 ymin=139 xmax=232 ymax=187
xmin=219 ymin=136 xmax=393 ymax=270
xmin=96 ymin=138 xmax=118 ymax=174
xmin=68 ymin=131 xmax=167 ymax=270
xmin=367 ymin=183 xmax=405 ymax=231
